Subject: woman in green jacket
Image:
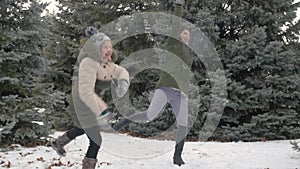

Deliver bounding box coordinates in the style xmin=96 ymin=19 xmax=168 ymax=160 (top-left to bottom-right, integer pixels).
xmin=113 ymin=1 xmax=192 ymax=166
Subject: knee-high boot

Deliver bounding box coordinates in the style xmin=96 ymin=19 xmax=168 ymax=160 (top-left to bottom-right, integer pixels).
xmin=173 ymin=126 xmax=188 ymax=166
xmin=82 ymin=157 xmax=97 ymax=169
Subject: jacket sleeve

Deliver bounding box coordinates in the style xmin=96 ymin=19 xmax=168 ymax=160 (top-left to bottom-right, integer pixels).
xmin=173 ymin=3 xmax=182 ymax=17
xmin=113 ymin=65 xmax=129 ymax=82
xmin=78 ymin=57 xmax=108 ymax=116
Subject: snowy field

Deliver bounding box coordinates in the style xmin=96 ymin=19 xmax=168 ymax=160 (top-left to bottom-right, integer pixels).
xmin=0 ymin=131 xmax=299 ymax=169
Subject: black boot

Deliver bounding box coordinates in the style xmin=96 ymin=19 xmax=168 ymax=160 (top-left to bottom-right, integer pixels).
xmin=112 ymin=118 xmax=131 ymax=131
xmin=173 ymin=139 xmax=185 ymax=166
xmin=113 ymin=112 xmax=149 ymax=131
xmin=173 ymin=126 xmax=188 ymax=166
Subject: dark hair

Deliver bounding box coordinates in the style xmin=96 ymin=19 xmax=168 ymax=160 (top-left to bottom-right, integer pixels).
xmin=179 ymin=25 xmax=190 ymax=34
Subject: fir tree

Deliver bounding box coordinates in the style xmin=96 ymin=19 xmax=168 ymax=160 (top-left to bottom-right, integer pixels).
xmin=0 ymin=0 xmax=52 ymax=147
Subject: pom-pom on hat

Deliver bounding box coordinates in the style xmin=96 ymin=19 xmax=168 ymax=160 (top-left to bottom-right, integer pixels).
xmin=85 ymin=26 xmax=99 ymax=37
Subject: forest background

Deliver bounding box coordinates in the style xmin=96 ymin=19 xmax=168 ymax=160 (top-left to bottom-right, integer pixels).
xmin=0 ymin=0 xmax=300 ymax=149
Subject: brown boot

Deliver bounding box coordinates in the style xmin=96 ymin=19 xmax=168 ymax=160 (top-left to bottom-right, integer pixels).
xmin=50 ymin=133 xmax=72 ymax=156
xmin=82 ymin=157 xmax=97 ymax=169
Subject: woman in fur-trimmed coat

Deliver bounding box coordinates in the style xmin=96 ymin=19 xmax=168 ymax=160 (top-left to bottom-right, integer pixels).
xmin=50 ymin=27 xmax=129 ymax=169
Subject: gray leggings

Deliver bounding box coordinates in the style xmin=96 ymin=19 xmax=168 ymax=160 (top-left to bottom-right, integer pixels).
xmin=131 ymin=87 xmax=188 ymax=127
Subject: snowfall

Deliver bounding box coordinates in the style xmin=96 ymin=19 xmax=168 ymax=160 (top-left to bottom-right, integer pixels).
xmin=0 ymin=131 xmax=299 ymax=169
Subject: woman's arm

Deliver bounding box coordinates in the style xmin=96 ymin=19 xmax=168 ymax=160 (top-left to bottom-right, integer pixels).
xmin=165 ymin=3 xmax=183 ymax=49
xmin=78 ymin=57 xmax=108 ymax=116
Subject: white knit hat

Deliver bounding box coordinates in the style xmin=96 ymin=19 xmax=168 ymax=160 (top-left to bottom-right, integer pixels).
xmin=85 ymin=26 xmax=111 ymax=48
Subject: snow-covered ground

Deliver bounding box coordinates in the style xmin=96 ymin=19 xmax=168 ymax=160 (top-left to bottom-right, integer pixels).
xmin=0 ymin=131 xmax=299 ymax=169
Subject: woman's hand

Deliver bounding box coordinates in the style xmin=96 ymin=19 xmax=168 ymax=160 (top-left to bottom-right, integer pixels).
xmin=96 ymin=108 xmax=116 ymax=131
